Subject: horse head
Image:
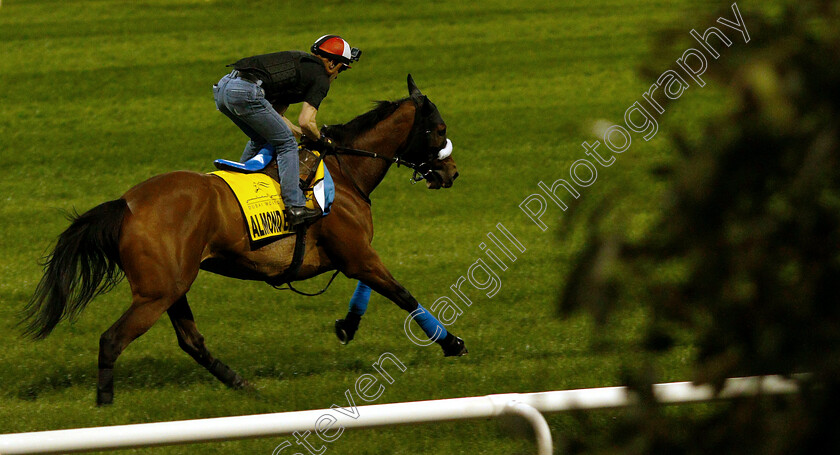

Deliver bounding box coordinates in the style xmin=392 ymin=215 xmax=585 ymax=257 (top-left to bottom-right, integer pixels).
xmin=405 ymin=74 xmax=459 ymax=189
xmin=319 ymin=76 xmax=459 ymax=195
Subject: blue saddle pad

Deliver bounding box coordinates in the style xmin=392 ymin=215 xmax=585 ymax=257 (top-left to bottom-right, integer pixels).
xmin=214 ymin=144 xmax=275 ymax=173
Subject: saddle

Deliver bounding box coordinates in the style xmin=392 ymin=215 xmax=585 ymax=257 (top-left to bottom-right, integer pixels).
xmin=214 ymin=144 xmax=324 ymax=189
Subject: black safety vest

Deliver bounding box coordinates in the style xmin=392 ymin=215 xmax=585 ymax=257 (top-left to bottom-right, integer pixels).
xmin=228 ymin=51 xmax=316 ymax=97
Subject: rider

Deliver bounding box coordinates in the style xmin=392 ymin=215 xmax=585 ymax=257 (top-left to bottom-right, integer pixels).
xmin=214 ymin=35 xmax=361 ymax=226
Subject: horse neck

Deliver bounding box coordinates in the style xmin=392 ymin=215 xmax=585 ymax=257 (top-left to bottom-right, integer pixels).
xmin=341 ymin=102 xmax=416 ymax=197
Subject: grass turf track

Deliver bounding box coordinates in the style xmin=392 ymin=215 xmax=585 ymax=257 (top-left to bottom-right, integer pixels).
xmin=0 ymin=0 xmax=762 ymax=453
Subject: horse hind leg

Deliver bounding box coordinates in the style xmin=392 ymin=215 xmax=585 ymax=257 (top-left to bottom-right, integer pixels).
xmin=97 ymin=171 xmax=224 ymax=404
xmin=97 ymin=253 xmax=200 ymax=404
xmin=97 ymin=293 xmax=177 ymax=405
xmin=167 ymin=296 xmax=248 ymax=389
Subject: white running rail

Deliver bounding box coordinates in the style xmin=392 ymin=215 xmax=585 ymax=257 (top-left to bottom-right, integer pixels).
xmin=0 ymin=375 xmax=800 ymax=455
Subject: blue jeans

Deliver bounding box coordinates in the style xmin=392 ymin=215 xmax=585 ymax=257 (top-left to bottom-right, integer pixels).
xmin=213 ymin=73 xmax=305 ymax=207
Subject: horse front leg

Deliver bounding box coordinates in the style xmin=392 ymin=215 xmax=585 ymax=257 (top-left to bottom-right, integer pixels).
xmin=334 ymin=281 xmax=372 ymax=344
xmin=342 ymin=250 xmax=467 ymax=357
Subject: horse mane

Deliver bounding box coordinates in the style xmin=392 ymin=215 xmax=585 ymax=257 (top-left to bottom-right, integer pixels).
xmin=323 ymin=98 xmax=410 ymax=145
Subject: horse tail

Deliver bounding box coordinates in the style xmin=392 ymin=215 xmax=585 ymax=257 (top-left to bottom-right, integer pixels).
xmin=23 ymin=199 xmax=129 ymax=340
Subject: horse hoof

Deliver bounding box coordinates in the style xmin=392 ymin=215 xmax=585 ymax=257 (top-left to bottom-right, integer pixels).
xmin=96 ymin=391 xmax=114 ymax=406
xmin=231 ymin=376 xmax=252 ymax=390
xmin=442 ymin=336 xmax=468 ymax=357
xmin=96 ymin=368 xmax=114 ymax=406
xmin=335 ymin=319 xmax=356 ymax=345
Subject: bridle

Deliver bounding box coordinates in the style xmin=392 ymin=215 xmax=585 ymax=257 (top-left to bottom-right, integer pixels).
xmin=328 ymin=135 xmax=451 ymax=177
xmin=406 ymin=134 xmax=453 ymax=183
xmin=319 ymin=102 xmax=452 ymax=203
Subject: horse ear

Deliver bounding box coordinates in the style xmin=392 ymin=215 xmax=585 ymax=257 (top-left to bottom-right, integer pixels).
xmin=407 ymin=74 xmax=424 ymax=104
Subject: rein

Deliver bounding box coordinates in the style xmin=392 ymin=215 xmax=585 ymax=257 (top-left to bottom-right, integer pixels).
xmin=329 ymin=144 xmax=420 ymax=169
xmin=319 ymin=106 xmax=436 ymax=203
xmin=326 ymin=144 xmax=431 ymax=204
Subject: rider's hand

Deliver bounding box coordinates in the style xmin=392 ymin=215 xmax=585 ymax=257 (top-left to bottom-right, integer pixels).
xmin=299 ymin=134 xmax=319 ymax=149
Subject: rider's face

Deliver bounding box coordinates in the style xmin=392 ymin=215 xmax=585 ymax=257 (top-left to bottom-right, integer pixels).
xmin=325 ymin=59 xmax=346 ymax=82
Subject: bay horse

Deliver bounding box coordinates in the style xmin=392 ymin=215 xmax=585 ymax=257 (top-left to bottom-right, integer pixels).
xmin=23 ymin=75 xmax=464 ymax=405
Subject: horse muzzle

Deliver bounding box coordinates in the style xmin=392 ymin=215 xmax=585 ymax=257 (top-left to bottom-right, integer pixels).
xmin=418 ymin=139 xmax=457 ymax=189
xmin=425 ymin=164 xmax=458 ymax=189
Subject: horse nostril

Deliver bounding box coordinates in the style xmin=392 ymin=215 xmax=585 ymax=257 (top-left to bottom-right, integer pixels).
xmin=453 ymin=172 xmax=459 ymax=180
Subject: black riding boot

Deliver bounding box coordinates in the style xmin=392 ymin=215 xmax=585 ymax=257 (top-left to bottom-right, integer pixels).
xmin=287 ymin=206 xmax=322 ymax=226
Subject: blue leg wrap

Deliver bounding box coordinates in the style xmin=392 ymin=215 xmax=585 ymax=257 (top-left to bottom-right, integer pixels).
xmin=348 ymin=281 xmax=372 ymax=316
xmin=413 ymin=304 xmax=448 ymax=341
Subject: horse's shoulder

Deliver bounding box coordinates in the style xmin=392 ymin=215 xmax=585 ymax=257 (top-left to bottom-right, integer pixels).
xmin=318 ymin=196 xmax=373 ymax=241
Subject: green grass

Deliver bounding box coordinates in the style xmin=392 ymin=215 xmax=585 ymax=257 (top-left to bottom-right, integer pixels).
xmin=0 ymin=0 xmax=750 ymax=453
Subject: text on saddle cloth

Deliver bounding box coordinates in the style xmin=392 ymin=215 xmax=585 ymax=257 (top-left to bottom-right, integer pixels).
xmin=210 ymin=161 xmax=334 ymax=242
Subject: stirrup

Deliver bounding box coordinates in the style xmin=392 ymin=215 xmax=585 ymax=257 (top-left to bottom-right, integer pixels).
xmin=214 ymin=144 xmax=275 ymax=173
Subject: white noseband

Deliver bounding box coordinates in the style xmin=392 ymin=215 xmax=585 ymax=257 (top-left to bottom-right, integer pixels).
xmin=437 ymin=139 xmax=453 ymax=160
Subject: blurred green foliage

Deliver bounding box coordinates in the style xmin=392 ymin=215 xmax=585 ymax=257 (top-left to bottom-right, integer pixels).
xmin=562 ymin=1 xmax=840 ymax=453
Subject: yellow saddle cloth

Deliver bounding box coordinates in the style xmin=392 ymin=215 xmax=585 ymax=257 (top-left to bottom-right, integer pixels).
xmin=211 ymin=167 xmax=327 ymax=242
